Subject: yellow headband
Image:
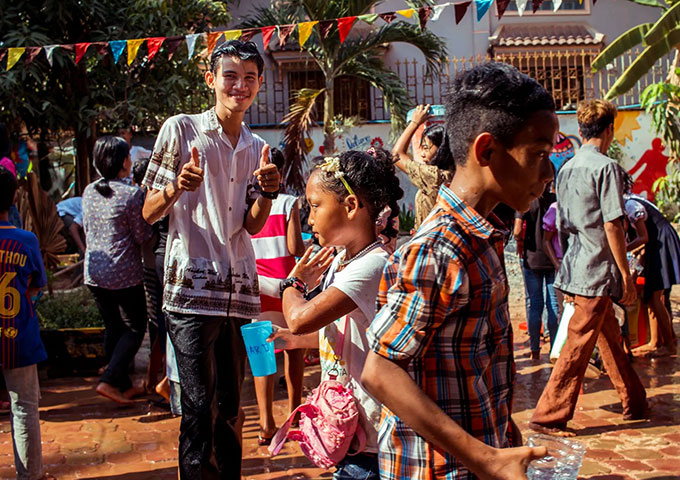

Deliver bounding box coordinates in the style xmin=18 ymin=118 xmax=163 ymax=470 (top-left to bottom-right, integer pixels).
xmin=317 ymin=157 xmax=356 ymax=197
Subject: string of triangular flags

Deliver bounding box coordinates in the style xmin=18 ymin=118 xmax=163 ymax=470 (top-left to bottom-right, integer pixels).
xmin=0 ymin=0 xmax=589 ymax=72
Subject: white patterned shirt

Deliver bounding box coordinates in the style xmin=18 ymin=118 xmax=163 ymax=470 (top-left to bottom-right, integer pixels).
xmin=143 ymin=108 xmax=264 ymax=318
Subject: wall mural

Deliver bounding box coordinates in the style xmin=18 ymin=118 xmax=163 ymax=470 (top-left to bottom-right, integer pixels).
xmin=256 ymin=110 xmax=669 ymax=207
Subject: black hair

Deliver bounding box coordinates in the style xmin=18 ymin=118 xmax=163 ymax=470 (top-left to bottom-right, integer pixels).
xmin=422 ymin=124 xmax=444 ymax=148
xmin=623 ymin=171 xmax=635 ymax=195
xmin=132 ymin=157 xmax=150 ymax=186
xmin=313 ymin=149 xmax=403 ymax=239
xmin=421 ymin=124 xmax=455 ymax=172
xmin=0 ymin=123 xmax=11 ymax=159
xmin=210 ymin=40 xmax=264 ymax=76
xmin=0 ymin=166 xmax=17 ymax=213
xmin=445 ymin=62 xmax=555 ymax=166
xmin=270 ymin=147 xmax=285 ymax=171
xmin=93 ymin=136 xmax=129 ymax=198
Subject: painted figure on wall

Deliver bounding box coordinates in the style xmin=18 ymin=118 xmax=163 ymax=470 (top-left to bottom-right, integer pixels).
xmin=629 ymin=138 xmax=668 ymax=202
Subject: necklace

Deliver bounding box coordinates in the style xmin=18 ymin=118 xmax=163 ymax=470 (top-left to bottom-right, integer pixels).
xmin=338 ymin=240 xmax=382 ymax=268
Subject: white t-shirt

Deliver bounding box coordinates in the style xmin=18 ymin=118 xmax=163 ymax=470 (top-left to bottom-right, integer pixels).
xmin=319 ymin=245 xmax=388 ymax=453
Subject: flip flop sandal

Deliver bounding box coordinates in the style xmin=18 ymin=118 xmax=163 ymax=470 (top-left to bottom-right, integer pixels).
xmin=258 ymin=429 xmax=277 ymax=446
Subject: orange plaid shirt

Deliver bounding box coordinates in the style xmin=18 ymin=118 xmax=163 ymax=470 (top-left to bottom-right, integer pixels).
xmin=367 ymin=186 xmax=515 ymax=479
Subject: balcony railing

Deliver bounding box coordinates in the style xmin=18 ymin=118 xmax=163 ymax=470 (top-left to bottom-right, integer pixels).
xmin=228 ymin=48 xmax=672 ymax=127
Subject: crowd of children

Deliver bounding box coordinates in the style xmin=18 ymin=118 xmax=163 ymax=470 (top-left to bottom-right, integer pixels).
xmin=1 ymin=40 xmax=678 ymax=480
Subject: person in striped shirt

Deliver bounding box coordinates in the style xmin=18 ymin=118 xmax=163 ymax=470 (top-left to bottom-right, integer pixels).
xmin=251 ymin=148 xmax=306 ymax=444
xmin=362 ymin=63 xmax=558 ymax=479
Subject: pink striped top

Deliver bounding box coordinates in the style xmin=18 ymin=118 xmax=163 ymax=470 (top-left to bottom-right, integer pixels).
xmin=251 ymin=194 xmax=298 ymax=323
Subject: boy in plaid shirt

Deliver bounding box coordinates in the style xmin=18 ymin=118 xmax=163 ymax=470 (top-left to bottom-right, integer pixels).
xmin=362 ymin=63 xmax=558 ymax=479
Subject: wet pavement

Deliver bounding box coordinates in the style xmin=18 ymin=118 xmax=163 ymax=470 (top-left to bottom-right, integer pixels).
xmin=1 ymin=275 xmax=679 ymax=478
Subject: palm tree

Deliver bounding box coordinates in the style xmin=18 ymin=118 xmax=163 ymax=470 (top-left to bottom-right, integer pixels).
xmin=237 ymin=0 xmax=447 ymax=191
xmin=591 ymin=0 xmax=680 ymax=100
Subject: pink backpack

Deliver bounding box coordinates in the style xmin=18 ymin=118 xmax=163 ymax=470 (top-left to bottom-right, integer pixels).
xmin=268 ymin=319 xmax=365 ymax=468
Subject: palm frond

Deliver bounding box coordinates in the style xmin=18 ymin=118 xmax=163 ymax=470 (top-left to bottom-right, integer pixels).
xmin=605 ymin=26 xmax=680 ymax=99
xmin=335 ymin=22 xmax=447 ymax=77
xmin=625 ymin=0 xmax=667 ymax=8
xmin=16 ymin=173 xmax=67 ymax=270
xmin=644 ymin=1 xmax=680 ymax=45
xmin=235 ymin=2 xmax=305 ymax=29
xmin=341 ymin=54 xmax=412 ymax=136
xmin=591 ymin=23 xmax=654 ymax=72
xmin=282 ymin=88 xmax=325 ymax=193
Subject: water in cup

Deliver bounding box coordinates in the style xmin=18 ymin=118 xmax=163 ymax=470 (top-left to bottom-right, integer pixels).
xmin=526 ymin=433 xmax=586 ymax=480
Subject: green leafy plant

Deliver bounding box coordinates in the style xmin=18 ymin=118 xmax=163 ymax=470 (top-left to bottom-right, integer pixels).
xmin=398 ymin=203 xmax=415 ymax=233
xmin=640 ymin=78 xmax=680 ymax=159
xmin=607 ymin=138 xmax=625 ymax=163
xmin=652 ymin=164 xmax=680 ymax=222
xmin=37 ymin=287 xmax=104 ymax=329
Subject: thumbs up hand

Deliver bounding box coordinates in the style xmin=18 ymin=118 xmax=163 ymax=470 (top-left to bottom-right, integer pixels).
xmin=253 ymin=144 xmax=280 ymax=194
xmin=177 ymin=146 xmax=204 ymax=192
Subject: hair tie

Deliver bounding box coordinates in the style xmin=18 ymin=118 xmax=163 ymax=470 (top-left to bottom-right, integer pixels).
xmin=366 ymin=147 xmax=377 ymax=157
xmin=317 ymin=157 xmax=356 ymax=197
xmin=375 ymin=205 xmax=392 ymax=227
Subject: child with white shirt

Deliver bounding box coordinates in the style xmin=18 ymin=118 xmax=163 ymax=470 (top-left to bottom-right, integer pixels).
xmin=270 ymin=148 xmax=403 ymax=479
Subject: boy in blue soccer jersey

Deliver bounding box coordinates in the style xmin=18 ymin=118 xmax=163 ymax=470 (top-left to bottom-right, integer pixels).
xmin=0 ymin=166 xmax=52 ymax=480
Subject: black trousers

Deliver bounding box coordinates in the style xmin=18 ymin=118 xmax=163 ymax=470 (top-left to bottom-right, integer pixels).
xmin=165 ymin=311 xmax=248 ymax=480
xmin=88 ymin=284 xmax=147 ymax=392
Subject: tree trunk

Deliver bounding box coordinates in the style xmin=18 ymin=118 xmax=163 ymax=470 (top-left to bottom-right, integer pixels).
xmin=667 ymin=47 xmax=680 ymax=86
xmin=323 ymin=76 xmax=335 ymax=155
xmin=75 ymin=129 xmax=95 ymax=194
xmin=37 ymin=129 xmax=52 ymax=192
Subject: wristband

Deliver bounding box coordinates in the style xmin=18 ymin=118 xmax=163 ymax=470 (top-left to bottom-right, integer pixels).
xmin=260 ymin=183 xmax=282 ymax=200
xmin=280 ymin=277 xmax=308 ymax=298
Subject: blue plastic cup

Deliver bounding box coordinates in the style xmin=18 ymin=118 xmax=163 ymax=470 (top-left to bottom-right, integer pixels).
xmin=241 ymin=321 xmax=277 ymax=377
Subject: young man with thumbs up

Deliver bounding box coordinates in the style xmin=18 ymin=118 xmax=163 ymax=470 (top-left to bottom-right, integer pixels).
xmin=142 ymin=40 xmax=279 ymax=479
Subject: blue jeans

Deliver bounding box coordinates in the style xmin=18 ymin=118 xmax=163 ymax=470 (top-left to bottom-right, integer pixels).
xmin=334 ymin=453 xmax=380 ymax=480
xmin=2 ymin=364 xmax=44 ymax=480
xmin=522 ymin=267 xmax=559 ymax=352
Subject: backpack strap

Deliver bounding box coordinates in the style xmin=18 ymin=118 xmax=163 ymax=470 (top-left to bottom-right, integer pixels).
xmin=268 ymin=402 xmax=311 ymax=456
xmin=346 ymin=420 xmax=367 ymax=456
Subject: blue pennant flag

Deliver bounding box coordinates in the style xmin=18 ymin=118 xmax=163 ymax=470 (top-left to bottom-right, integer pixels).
xmin=475 ymin=0 xmax=494 ymax=20
xmin=109 ymin=40 xmax=126 ymax=63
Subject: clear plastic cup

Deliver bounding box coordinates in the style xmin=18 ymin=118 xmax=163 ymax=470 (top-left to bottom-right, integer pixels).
xmin=526 ymin=433 xmax=586 ymax=480
xmin=241 ymin=321 xmax=277 ymax=377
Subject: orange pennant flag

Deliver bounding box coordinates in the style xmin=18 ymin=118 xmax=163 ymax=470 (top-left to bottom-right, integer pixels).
xmin=207 ymin=32 xmax=222 ymax=56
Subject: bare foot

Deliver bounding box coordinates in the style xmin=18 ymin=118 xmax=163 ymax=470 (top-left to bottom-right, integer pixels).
xmin=123 ymin=383 xmax=146 ymax=400
xmin=96 ymin=382 xmax=133 ymax=405
xmin=632 ymin=343 xmax=661 ymax=357
xmin=155 ymin=376 xmax=170 ymax=402
xmin=529 ymin=421 xmax=576 ymax=437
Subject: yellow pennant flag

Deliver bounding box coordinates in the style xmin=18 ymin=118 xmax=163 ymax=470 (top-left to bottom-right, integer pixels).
xmin=396 ymin=8 xmax=415 ymax=18
xmin=127 ymin=38 xmax=145 ymax=65
xmin=223 ymin=30 xmax=242 ymax=41
xmin=298 ymin=21 xmax=318 ymax=50
xmin=6 ymin=47 xmax=26 ymax=71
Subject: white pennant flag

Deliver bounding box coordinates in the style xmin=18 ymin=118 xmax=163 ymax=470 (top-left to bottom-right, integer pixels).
xmin=431 ymin=3 xmax=448 ymax=22
xmin=553 ymin=0 xmax=563 ymax=11
xmin=516 ymin=0 xmax=529 ymax=16
xmin=186 ymin=33 xmax=201 ymax=59
xmin=44 ymin=45 xmax=58 ymax=67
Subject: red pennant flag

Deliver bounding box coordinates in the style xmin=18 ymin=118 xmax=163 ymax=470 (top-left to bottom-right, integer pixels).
xmin=418 ymin=7 xmax=433 ymax=30
xmin=278 ymin=24 xmax=296 ymax=48
xmin=262 ymin=26 xmax=276 ymax=50
xmin=207 ymin=32 xmax=221 ymax=55
xmin=337 ymin=17 xmax=357 ymax=43
xmin=24 ymin=47 xmax=42 ymax=66
xmin=240 ymin=29 xmax=257 ymax=42
xmin=454 ymin=1 xmax=472 ymax=24
xmin=318 ymin=20 xmax=334 ymax=40
xmin=75 ymin=43 xmax=91 ymax=64
xmin=532 ymin=0 xmax=545 ymax=12
xmin=91 ymin=42 xmax=109 ymax=56
xmin=164 ymin=36 xmax=184 ymax=60
xmin=378 ymin=12 xmax=396 ymax=23
xmin=497 ymin=0 xmax=511 ymax=18
xmin=147 ymin=37 xmax=165 ymax=61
